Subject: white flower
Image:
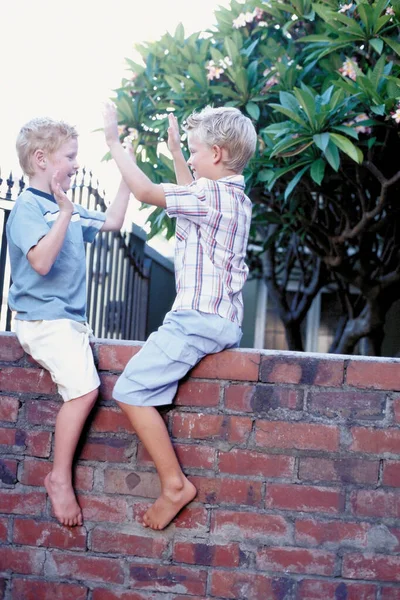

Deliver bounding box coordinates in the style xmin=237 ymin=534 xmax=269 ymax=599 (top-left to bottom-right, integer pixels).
xmin=386 ymin=6 xmax=395 ymax=15
xmin=338 ymin=3 xmax=353 ymax=13
xmin=391 ymin=107 xmax=400 ymax=123
xmin=232 ymin=10 xmax=257 ymax=28
xmin=219 ymin=56 xmax=233 ymax=69
xmin=339 ymin=57 xmax=358 ymax=81
xmin=206 ymin=60 xmax=224 ymax=81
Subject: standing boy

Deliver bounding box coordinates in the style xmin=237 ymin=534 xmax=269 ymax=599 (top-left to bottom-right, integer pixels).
xmin=103 ymin=102 xmax=257 ymax=530
xmin=7 ymin=117 xmax=132 ymax=526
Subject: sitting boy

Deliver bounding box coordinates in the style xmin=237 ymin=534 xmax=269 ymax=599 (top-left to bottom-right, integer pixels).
xmin=103 ymin=103 xmax=257 ymax=530
xmin=7 ymin=117 xmax=132 ymax=526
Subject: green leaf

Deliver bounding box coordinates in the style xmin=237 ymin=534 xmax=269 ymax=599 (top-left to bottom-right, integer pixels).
xmin=324 ymin=140 xmax=340 ymax=171
xmin=188 ymin=63 xmax=207 ymax=86
xmin=164 ymin=75 xmax=182 ymax=94
xmin=371 ymin=104 xmax=386 ymax=115
xmin=310 ymin=158 xmax=326 ymax=185
xmin=175 ymin=22 xmax=185 ymax=44
xmin=332 ymin=125 xmax=359 ymax=140
xmin=258 ymin=169 xmax=274 ymax=182
xmin=369 ymin=38 xmax=384 ymax=55
xmin=246 ymin=102 xmax=260 ymax=121
xmin=224 ymin=36 xmax=240 ymax=61
xmin=382 ymin=37 xmax=400 ymax=57
xmin=235 ymin=67 xmax=249 ymax=96
xmin=329 ymin=133 xmax=363 ymax=164
xmin=269 ymin=104 xmax=308 ymax=127
xmin=284 ymin=165 xmax=310 ymax=200
xmin=313 ymin=132 xmax=330 ymax=152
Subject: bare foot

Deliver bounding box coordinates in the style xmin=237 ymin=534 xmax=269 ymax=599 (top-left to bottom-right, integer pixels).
xmin=143 ymin=477 xmax=197 ymax=530
xmin=44 ymin=472 xmax=82 ymax=527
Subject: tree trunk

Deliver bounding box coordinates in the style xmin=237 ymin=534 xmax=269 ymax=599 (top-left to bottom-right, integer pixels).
xmin=284 ymin=320 xmax=304 ymax=351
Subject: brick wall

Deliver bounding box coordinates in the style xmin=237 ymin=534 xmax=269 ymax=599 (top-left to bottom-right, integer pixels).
xmin=1 ymin=331 xmax=400 ymax=599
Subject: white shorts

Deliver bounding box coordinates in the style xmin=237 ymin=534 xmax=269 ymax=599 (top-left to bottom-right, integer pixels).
xmin=14 ymin=319 xmax=100 ymax=402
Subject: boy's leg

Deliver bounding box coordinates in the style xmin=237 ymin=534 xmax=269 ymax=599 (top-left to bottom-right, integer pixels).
xmin=45 ymin=389 xmax=98 ymax=527
xmin=116 ymin=402 xmax=196 ymax=530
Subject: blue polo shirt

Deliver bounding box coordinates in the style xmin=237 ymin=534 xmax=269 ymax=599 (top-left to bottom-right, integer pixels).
xmin=6 ymin=187 xmax=106 ymax=322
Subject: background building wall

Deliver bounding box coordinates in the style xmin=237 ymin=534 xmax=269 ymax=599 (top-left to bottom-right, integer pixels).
xmin=0 ymin=333 xmax=400 ymax=599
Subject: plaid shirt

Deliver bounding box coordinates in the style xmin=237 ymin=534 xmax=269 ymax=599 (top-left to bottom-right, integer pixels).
xmin=162 ymin=175 xmax=252 ymax=325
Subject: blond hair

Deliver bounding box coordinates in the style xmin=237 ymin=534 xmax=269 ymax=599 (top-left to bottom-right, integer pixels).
xmin=184 ymin=106 xmax=257 ymax=173
xmin=16 ymin=117 xmax=78 ymax=176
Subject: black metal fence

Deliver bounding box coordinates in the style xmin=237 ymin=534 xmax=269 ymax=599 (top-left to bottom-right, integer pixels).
xmin=0 ymin=168 xmax=175 ymax=340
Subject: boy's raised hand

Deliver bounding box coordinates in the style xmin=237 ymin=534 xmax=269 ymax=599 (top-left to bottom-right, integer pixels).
xmin=167 ymin=113 xmax=182 ymax=156
xmin=103 ymin=101 xmax=120 ymax=148
xmin=51 ymin=172 xmax=74 ymax=215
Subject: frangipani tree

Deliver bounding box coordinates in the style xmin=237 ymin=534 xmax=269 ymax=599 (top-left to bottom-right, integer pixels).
xmin=111 ymin=0 xmax=400 ymax=354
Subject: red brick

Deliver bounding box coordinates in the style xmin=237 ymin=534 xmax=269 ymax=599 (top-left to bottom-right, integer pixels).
xmin=92 ymin=590 xmax=161 ymax=600
xmin=0 ymin=367 xmax=56 ymax=394
xmin=0 ymin=396 xmax=20 ymax=422
xmin=175 ymin=380 xmax=220 ymax=407
xmin=138 ymin=442 xmax=215 ymax=470
xmin=11 ymin=579 xmax=88 ymax=600
xmin=91 ymin=406 xmax=130 ymax=432
xmin=0 ymin=458 xmax=17 ymax=484
xmin=343 ymin=553 xmax=400 ymax=582
xmin=104 ymin=469 xmax=160 ymax=498
xmin=0 ymin=428 xmax=52 ymax=457
xmin=299 ymin=457 xmax=379 ymax=484
xmin=260 ymin=355 xmax=344 ymax=386
xmin=129 ymin=564 xmax=207 ymax=595
xmin=219 ymin=449 xmax=294 ymax=478
xmin=295 ymin=518 xmax=369 ymax=547
xmin=211 ymin=510 xmax=290 ymax=542
xmin=266 ymin=484 xmax=344 ymax=514
xmin=190 ymin=475 xmax=263 ymax=507
xmin=347 ymin=360 xmax=400 ymax=390
xmin=210 ymin=571 xmax=276 ymax=600
xmin=80 ymin=436 xmax=134 ymax=462
xmin=350 ymin=427 xmax=400 ymax=454
xmin=0 ymin=517 xmax=8 ymax=542
xmin=308 ymin=390 xmax=385 ymax=419
xmin=0 ymin=333 xmax=25 ymax=361
xmin=0 ymin=546 xmax=45 ymax=574
xmin=78 ymin=495 xmax=129 ymax=523
xmin=0 ymin=491 xmax=46 ymax=515
xmin=91 ymin=526 xmax=168 ymax=557
xmin=298 ymin=580 xmax=377 ymax=599
xmin=256 ymin=546 xmax=335 ymax=575
xmin=0 ymin=426 xmax=17 ymax=445
xmin=382 ymin=588 xmax=400 ymax=599
xmin=191 ymin=349 xmax=260 ymax=381
xmin=174 ymin=506 xmax=209 ymax=532
xmin=383 ymin=460 xmax=400 ymax=487
xmin=394 ymin=397 xmax=400 ymax=424
xmin=224 ymin=384 xmax=257 ymax=411
xmin=24 ymin=431 xmax=52 ymax=458
xmin=173 ymin=541 xmax=240 ymax=567
xmin=26 ymin=399 xmax=60 ymax=425
xmin=255 ymin=420 xmax=339 ymax=451
xmin=350 ymin=490 xmax=400 ymax=518
xmin=253 ymin=385 xmax=304 ymax=411
xmin=99 ymin=373 xmax=118 ymax=401
xmin=96 ymin=341 xmax=142 ymax=371
xmin=171 ymin=413 xmax=252 ymax=443
xmin=21 ymin=458 xmax=93 ymax=491
xmin=13 ymin=518 xmax=86 ymax=550
xmin=47 ymin=550 xmax=124 ymax=583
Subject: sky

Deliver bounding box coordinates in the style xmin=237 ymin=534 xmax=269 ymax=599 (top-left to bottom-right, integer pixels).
xmin=0 ymin=0 xmax=231 ymax=254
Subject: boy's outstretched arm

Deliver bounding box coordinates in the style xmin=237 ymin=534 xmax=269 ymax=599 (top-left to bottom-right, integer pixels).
xmin=167 ymin=114 xmax=194 ymax=186
xmin=103 ymin=103 xmax=166 ymax=208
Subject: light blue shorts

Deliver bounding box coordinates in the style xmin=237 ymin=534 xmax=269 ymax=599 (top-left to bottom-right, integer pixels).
xmin=113 ymin=310 xmax=242 ymax=407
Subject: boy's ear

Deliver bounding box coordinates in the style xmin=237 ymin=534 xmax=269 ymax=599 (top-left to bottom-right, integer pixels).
xmin=33 ymin=149 xmax=47 ymax=170
xmin=212 ymin=144 xmax=223 ymax=164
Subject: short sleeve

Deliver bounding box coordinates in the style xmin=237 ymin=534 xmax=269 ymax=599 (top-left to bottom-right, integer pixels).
xmin=8 ymin=199 xmax=50 ymax=257
xmin=74 ymin=204 xmax=106 ymax=243
xmin=162 ymin=178 xmax=209 ymax=224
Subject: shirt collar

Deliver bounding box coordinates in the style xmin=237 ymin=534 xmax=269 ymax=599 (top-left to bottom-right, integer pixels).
xmin=218 ymin=175 xmax=245 ymax=190
xmin=27 ymin=187 xmax=56 ymax=203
